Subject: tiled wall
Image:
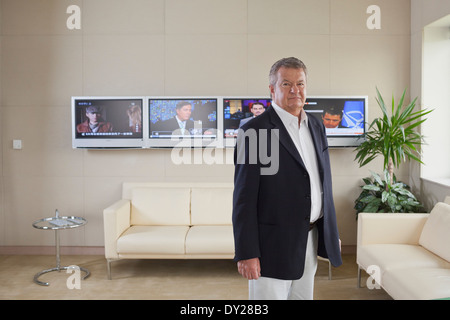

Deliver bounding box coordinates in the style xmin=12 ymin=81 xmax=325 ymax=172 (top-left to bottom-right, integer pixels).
xmin=0 ymin=0 xmax=411 ymax=249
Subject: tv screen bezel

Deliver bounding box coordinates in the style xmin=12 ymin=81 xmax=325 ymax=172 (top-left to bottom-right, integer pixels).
xmin=71 ymin=96 xmax=146 ymax=149
xmin=145 ymin=96 xmax=220 ymax=148
xmin=304 ymin=95 xmax=368 ymax=148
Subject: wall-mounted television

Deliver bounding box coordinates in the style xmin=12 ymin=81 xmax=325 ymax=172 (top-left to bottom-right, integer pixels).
xmin=304 ymin=96 xmax=368 ymax=147
xmin=222 ymin=96 xmax=367 ymax=148
xmin=222 ymin=97 xmax=272 ymax=147
xmin=146 ymin=97 xmax=218 ymax=148
xmin=72 ymin=97 xmax=145 ymax=148
xmin=71 ymin=95 xmax=367 ymax=149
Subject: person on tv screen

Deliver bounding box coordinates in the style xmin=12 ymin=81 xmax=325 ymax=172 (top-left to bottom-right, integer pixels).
xmin=127 ymin=103 xmax=142 ymax=133
xmin=239 ymin=102 xmax=266 ymax=127
xmin=156 ymin=101 xmax=195 ymax=135
xmin=76 ymin=105 xmax=113 ymax=133
xmin=322 ymin=105 xmax=344 ymax=129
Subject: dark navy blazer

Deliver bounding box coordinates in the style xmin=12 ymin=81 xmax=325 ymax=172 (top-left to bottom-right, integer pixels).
xmin=232 ymin=106 xmax=343 ymax=280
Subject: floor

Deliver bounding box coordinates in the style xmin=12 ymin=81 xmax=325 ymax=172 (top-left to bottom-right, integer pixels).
xmin=0 ymin=253 xmax=391 ymax=300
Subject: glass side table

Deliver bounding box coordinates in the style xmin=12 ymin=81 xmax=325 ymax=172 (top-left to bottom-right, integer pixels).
xmin=32 ymin=210 xmax=90 ymax=286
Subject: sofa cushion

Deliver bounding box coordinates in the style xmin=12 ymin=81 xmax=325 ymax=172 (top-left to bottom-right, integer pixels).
xmin=185 ymin=226 xmax=234 ymax=254
xmin=419 ymin=202 xmax=450 ymax=262
xmin=190 ymin=187 xmax=233 ymax=225
xmin=383 ymin=267 xmax=450 ymax=300
xmin=130 ymin=187 xmax=191 ymax=226
xmin=117 ymin=226 xmax=189 ymax=254
xmin=357 ymin=244 xmax=450 ymax=274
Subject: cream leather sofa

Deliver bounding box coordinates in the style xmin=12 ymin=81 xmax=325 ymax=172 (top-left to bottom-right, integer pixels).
xmin=103 ymin=182 xmax=234 ymax=279
xmin=357 ymin=197 xmax=450 ymax=300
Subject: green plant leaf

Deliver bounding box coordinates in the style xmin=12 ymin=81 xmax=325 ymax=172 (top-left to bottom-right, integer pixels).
xmin=371 ymin=171 xmax=383 ymax=185
xmin=363 ymin=198 xmax=382 ymax=212
xmin=353 ymin=88 xmax=432 ymax=173
xmin=359 ymin=195 xmax=377 ymax=203
xmin=363 ymin=185 xmax=380 ymax=192
xmin=381 ymin=190 xmax=389 ymax=202
xmin=354 ymin=88 xmax=432 ymax=217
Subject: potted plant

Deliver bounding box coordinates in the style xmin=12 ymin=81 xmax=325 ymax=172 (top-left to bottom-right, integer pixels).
xmin=353 ymin=88 xmax=433 ymax=215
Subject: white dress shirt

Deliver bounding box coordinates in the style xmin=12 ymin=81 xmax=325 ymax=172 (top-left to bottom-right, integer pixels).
xmin=272 ymin=103 xmax=323 ymax=223
xmin=175 ymin=115 xmax=186 ymax=129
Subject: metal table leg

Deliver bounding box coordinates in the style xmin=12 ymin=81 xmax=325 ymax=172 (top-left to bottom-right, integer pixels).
xmin=33 ymin=229 xmax=90 ymax=286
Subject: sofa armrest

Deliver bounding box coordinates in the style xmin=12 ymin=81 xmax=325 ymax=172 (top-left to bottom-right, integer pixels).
xmin=103 ymin=199 xmax=131 ymax=259
xmin=357 ymin=213 xmax=429 ymax=247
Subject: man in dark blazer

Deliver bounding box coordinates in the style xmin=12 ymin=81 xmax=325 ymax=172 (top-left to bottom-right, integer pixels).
xmin=232 ymin=57 xmax=342 ymax=300
xmin=155 ymin=101 xmax=195 ymax=135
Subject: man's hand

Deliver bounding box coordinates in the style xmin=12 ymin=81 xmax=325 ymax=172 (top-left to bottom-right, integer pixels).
xmin=237 ymin=258 xmax=261 ymax=280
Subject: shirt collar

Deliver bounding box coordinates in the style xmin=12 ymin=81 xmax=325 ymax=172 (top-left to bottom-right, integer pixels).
xmin=272 ymin=102 xmax=308 ymax=128
xmin=175 ymin=115 xmax=186 ymax=124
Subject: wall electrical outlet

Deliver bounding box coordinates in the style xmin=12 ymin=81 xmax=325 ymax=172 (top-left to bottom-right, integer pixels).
xmin=13 ymin=139 xmax=22 ymax=150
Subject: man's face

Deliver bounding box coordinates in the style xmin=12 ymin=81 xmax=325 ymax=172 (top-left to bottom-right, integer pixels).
xmin=251 ymin=104 xmax=265 ymax=117
xmin=176 ymin=104 xmax=192 ymax=121
xmin=322 ymin=113 xmax=342 ymax=128
xmin=269 ymin=66 xmax=307 ymax=116
xmin=86 ymin=112 xmax=101 ymax=124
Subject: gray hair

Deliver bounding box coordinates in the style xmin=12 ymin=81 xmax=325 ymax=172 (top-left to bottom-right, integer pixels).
xmin=269 ymin=57 xmax=308 ymax=86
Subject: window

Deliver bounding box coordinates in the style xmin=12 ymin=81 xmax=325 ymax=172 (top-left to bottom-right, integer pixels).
xmin=421 ymin=15 xmax=450 ymax=185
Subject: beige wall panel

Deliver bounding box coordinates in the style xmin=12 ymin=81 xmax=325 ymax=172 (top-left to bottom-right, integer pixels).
xmin=164 ymin=148 xmax=234 ymax=180
xmin=329 ymin=148 xmax=380 ymax=179
xmin=3 ymin=176 xmax=85 ymax=246
xmin=330 ymin=35 xmax=410 ymax=99
xmin=165 ymin=35 xmax=247 ymax=96
xmin=83 ymin=0 xmax=165 ymax=35
xmin=1 ymin=0 xmax=81 ymax=35
xmin=331 ymin=0 xmax=410 ymax=35
xmin=165 ymin=0 xmax=247 ymax=34
xmin=247 ymin=35 xmax=331 ymax=96
xmin=83 ymin=35 xmax=165 ymax=96
xmin=329 ymin=146 xmax=410 ymax=180
xmin=330 ymin=176 xmax=361 ymax=245
xmin=410 ymin=32 xmax=423 ymax=101
xmin=2 ymin=106 xmax=82 ymax=177
xmin=82 ymin=149 xmax=166 ymax=178
xmin=1 ymin=35 xmax=82 ymax=106
xmin=248 ymin=0 xmax=330 ymax=35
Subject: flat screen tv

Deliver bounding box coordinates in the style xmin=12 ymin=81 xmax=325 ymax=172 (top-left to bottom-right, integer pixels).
xmin=304 ymin=96 xmax=368 ymax=147
xmin=222 ymin=96 xmax=367 ymax=148
xmin=72 ymin=97 xmax=145 ymax=148
xmin=147 ymin=97 xmax=218 ymax=148
xmin=222 ymin=97 xmax=272 ymax=147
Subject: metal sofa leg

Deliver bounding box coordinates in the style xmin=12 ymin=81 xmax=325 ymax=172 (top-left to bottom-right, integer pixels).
xmin=107 ymin=259 xmax=113 ymax=280
xmin=328 ymin=260 xmax=332 ymax=280
xmin=357 ymin=265 xmax=362 ymax=288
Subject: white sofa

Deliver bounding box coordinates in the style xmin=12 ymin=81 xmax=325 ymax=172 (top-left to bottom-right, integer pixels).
xmin=357 ymin=196 xmax=450 ymax=300
xmin=103 ymin=182 xmax=234 ymax=279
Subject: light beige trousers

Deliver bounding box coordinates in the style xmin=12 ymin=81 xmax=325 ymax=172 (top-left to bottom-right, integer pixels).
xmin=248 ymin=226 xmax=318 ymax=300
